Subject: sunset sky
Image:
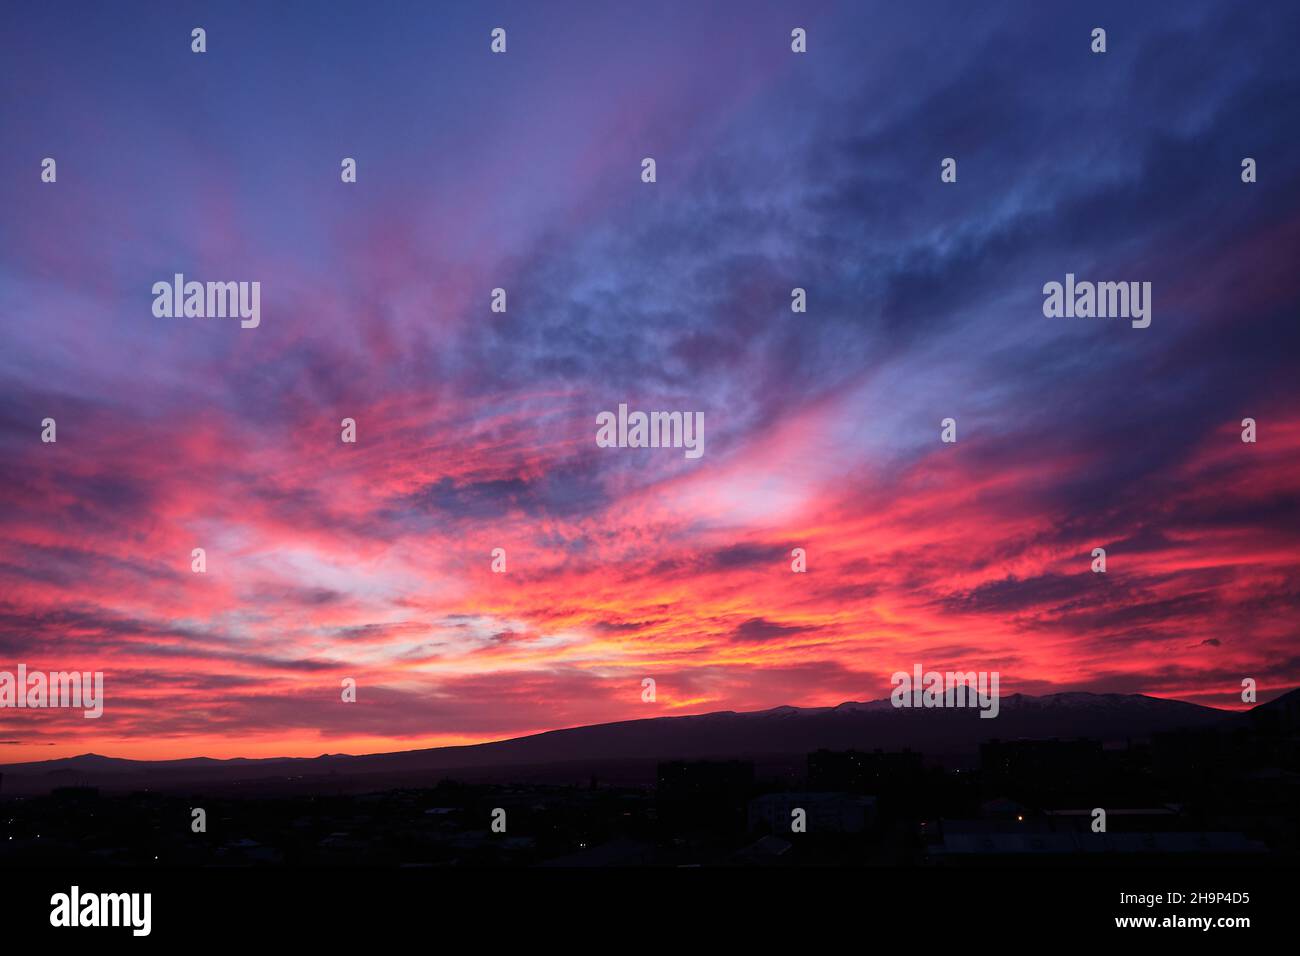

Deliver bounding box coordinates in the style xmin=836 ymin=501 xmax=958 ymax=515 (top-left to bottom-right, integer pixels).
xmin=2 ymin=1 xmax=1298 ymax=762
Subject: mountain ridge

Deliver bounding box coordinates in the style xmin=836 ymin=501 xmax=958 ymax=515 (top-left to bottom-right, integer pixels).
xmin=1 ymin=689 xmax=1292 ymax=795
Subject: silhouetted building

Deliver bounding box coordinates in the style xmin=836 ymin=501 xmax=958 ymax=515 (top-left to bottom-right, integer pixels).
xmin=656 ymin=760 xmax=753 ymax=799
xmin=980 ymin=738 xmax=1103 ymax=798
xmin=1044 ymin=807 xmax=1181 ymax=833
xmin=656 ymin=760 xmax=753 ymax=835
xmin=980 ymin=797 xmax=1028 ymax=820
xmin=748 ymin=792 xmax=877 ymax=834
xmin=808 ymin=749 xmax=922 ymax=794
xmin=932 ymin=819 xmax=1264 ymax=861
xmin=50 ymin=786 xmax=100 ymax=802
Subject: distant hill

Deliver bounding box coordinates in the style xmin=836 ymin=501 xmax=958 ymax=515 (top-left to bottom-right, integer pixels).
xmin=0 ymin=690 xmax=1277 ymax=796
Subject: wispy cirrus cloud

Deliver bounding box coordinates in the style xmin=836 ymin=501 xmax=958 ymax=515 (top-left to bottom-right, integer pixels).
xmin=1 ymin=1 xmax=1297 ymax=759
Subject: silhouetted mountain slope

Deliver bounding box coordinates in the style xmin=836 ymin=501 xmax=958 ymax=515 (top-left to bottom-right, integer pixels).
xmin=1239 ymin=686 xmax=1300 ymax=733
xmin=0 ymin=690 xmax=1274 ymax=795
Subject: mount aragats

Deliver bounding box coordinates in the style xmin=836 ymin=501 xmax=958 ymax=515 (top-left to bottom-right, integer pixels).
xmin=1 ymin=689 xmax=1295 ymax=796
